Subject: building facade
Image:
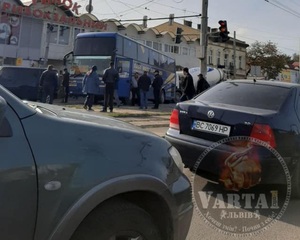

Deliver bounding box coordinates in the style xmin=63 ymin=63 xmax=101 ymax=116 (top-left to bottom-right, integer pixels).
xmin=0 ymin=0 xmax=248 ymax=79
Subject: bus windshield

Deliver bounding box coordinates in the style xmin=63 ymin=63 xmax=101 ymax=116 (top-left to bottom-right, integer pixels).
xmin=70 ymin=56 xmax=111 ymax=76
xmin=74 ymin=37 xmax=116 ymax=56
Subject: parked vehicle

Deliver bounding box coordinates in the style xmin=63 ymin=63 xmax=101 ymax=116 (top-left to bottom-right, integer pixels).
xmin=64 ymin=32 xmax=177 ymax=104
xmin=166 ymin=80 xmax=300 ymax=196
xmin=0 ymin=85 xmax=192 ymax=240
xmin=0 ymin=66 xmax=46 ymax=101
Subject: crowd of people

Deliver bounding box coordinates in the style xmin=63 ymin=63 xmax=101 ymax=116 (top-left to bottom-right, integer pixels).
xmin=38 ymin=64 xmax=210 ymax=111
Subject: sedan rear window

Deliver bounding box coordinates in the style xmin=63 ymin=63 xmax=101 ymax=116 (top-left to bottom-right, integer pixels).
xmin=195 ymin=82 xmax=291 ymax=110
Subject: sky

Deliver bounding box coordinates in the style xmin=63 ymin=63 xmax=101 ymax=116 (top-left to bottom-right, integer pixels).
xmin=77 ymin=0 xmax=300 ymax=57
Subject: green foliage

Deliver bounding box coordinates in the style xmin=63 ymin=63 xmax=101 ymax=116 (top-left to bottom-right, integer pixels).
xmin=247 ymin=41 xmax=288 ymax=79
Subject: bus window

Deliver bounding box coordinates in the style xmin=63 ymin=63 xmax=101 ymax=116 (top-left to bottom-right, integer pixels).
xmin=116 ymin=35 xmax=123 ymax=56
xmin=74 ymin=37 xmax=116 ymax=56
xmin=124 ymin=39 xmax=137 ymax=60
xmin=160 ymin=54 xmax=168 ymax=68
xmin=138 ymin=45 xmax=149 ymax=64
xmin=168 ymin=57 xmax=176 ymax=72
xmin=149 ymin=50 xmax=159 ymax=67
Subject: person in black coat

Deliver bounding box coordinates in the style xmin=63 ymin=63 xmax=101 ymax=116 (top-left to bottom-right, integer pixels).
xmin=62 ymin=68 xmax=70 ymax=103
xmin=180 ymin=67 xmax=195 ymax=102
xmin=39 ymin=65 xmax=58 ymax=104
xmin=196 ymin=73 xmax=210 ymax=94
xmin=138 ymin=71 xmax=151 ymax=109
xmin=152 ymin=70 xmax=163 ymax=109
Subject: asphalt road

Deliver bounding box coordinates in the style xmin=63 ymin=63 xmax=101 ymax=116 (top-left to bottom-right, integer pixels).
xmin=28 ymin=101 xmax=300 ymax=240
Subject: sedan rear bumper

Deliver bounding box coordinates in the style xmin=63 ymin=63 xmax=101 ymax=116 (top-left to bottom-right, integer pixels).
xmin=166 ymin=128 xmax=292 ymax=185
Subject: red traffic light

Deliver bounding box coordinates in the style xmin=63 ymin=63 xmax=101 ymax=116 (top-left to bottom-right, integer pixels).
xmin=218 ymin=20 xmax=228 ymax=33
xmin=218 ymin=20 xmax=230 ymax=42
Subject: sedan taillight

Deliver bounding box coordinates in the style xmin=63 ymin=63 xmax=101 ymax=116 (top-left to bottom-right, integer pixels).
xmin=250 ymin=124 xmax=276 ymax=148
xmin=169 ymin=109 xmax=179 ymax=130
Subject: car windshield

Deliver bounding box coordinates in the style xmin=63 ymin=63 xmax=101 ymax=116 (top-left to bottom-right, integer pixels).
xmin=195 ymin=81 xmax=291 ymax=111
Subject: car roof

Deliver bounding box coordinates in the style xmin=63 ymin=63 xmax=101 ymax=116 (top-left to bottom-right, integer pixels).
xmin=0 ymin=66 xmax=46 ymax=70
xmin=227 ymin=79 xmax=300 ymax=88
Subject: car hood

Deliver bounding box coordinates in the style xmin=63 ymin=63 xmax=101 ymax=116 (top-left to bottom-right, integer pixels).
xmin=26 ymin=102 xmax=141 ymax=132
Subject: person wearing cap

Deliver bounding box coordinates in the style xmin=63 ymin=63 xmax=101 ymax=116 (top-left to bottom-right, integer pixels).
xmin=152 ymin=70 xmax=163 ymax=109
xmin=196 ymin=73 xmax=210 ymax=94
xmin=82 ymin=65 xmax=100 ymax=111
xmin=101 ymin=62 xmax=119 ymax=112
xmin=62 ymin=68 xmax=70 ymax=103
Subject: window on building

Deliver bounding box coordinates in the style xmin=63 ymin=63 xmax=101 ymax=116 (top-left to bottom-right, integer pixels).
xmin=48 ymin=24 xmax=58 ymax=44
xmin=153 ymin=42 xmax=162 ymax=51
xmin=239 ymin=56 xmax=242 ymax=69
xmin=190 ymin=47 xmax=196 ymax=57
xmin=208 ymin=49 xmax=213 ymax=64
xmin=164 ymin=44 xmax=170 ymax=53
xmin=74 ymin=28 xmax=85 ymax=39
xmin=224 ymin=54 xmax=228 ymax=67
xmin=170 ymin=46 xmax=179 ymax=54
xmin=217 ymin=51 xmax=221 ymax=66
xmin=182 ymin=47 xmax=188 ymax=55
xmin=47 ymin=23 xmax=70 ymax=45
xmin=146 ymin=41 xmax=152 ymax=48
xmin=59 ymin=26 xmax=70 ymax=45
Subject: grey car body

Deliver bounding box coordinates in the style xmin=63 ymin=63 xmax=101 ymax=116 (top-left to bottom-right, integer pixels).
xmin=0 ymin=85 xmax=192 ymax=240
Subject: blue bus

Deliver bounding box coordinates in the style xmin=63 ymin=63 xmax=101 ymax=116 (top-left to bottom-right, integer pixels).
xmin=64 ymin=32 xmax=178 ymax=103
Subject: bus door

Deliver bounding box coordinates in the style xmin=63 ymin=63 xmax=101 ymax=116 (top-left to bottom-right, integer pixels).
xmin=116 ymin=58 xmax=132 ymax=99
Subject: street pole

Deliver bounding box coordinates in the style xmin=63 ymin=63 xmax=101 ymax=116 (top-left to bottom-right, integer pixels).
xmin=44 ymin=27 xmax=51 ymax=67
xmin=233 ymin=31 xmax=236 ymax=79
xmin=200 ymin=0 xmax=208 ymax=78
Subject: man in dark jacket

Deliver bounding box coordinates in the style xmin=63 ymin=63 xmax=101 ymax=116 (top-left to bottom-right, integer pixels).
xmin=152 ymin=70 xmax=163 ymax=109
xmin=101 ymin=62 xmax=119 ymax=112
xmin=138 ymin=71 xmax=151 ymax=109
xmin=62 ymin=68 xmax=70 ymax=103
xmin=180 ymin=67 xmax=195 ymax=102
xmin=39 ymin=65 xmax=58 ymax=104
xmin=196 ymin=73 xmax=210 ymax=94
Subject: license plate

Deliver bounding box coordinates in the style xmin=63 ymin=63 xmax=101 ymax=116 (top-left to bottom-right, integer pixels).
xmin=192 ymin=120 xmax=231 ymax=136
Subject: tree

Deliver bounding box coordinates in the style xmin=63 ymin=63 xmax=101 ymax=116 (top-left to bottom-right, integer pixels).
xmin=247 ymin=41 xmax=288 ymax=79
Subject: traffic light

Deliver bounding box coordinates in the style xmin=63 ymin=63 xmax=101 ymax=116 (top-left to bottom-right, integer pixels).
xmin=175 ymin=27 xmax=183 ymax=44
xmin=218 ymin=20 xmax=230 ymax=42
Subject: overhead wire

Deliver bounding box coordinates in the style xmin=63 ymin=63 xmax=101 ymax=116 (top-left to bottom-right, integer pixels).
xmin=264 ymin=0 xmax=300 ymax=19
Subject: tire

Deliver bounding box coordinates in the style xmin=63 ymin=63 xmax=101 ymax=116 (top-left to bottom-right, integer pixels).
xmin=174 ymin=91 xmax=181 ymax=103
xmin=292 ymin=160 xmax=300 ymax=198
xmin=71 ymin=199 xmax=163 ymax=240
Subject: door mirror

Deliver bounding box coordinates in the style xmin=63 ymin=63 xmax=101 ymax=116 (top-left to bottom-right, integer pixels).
xmin=0 ymin=96 xmax=7 ymax=125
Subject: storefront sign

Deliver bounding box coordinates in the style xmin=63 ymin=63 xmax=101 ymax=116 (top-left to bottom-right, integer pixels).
xmin=31 ymin=0 xmax=81 ymax=15
xmin=1 ymin=1 xmax=107 ymax=30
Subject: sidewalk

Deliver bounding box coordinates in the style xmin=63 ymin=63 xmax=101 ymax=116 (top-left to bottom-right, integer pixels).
xmin=53 ymin=96 xmax=175 ymax=128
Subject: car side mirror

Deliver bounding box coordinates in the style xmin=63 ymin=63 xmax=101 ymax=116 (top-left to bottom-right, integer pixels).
xmin=0 ymin=96 xmax=6 ymax=125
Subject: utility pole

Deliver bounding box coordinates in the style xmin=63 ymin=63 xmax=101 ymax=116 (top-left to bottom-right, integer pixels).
xmin=200 ymin=0 xmax=208 ymax=78
xmin=233 ymin=31 xmax=236 ymax=79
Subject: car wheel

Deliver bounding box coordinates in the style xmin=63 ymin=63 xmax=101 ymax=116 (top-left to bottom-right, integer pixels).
xmin=71 ymin=199 xmax=163 ymax=240
xmin=292 ymin=161 xmax=300 ymax=198
xmin=174 ymin=91 xmax=181 ymax=103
